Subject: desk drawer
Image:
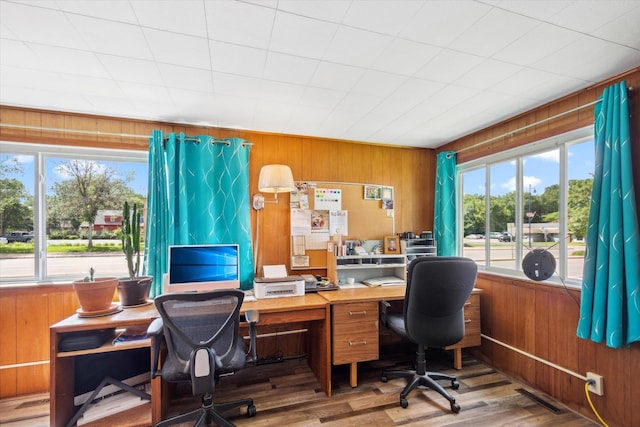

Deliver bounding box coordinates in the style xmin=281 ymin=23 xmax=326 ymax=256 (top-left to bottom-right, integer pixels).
xmin=446 ymin=293 xmax=481 ymax=349
xmin=333 ymin=302 xmax=378 ymax=324
xmin=333 ymin=321 xmax=379 ymax=364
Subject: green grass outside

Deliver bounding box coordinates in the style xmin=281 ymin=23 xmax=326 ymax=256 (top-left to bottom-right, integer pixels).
xmin=0 ymin=242 xmax=128 ymax=254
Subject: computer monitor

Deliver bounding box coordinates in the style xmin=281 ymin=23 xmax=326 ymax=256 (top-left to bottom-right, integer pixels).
xmin=165 ymin=244 xmax=240 ymax=293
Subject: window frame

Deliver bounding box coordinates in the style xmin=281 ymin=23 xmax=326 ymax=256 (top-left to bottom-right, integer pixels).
xmin=456 ymin=125 xmax=594 ymax=288
xmin=0 ymin=140 xmax=148 ymax=285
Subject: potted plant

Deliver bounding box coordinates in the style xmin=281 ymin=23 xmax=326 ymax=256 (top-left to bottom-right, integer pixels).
xmin=117 ymin=201 xmax=152 ymax=306
xmin=73 ymin=268 xmax=118 ymax=314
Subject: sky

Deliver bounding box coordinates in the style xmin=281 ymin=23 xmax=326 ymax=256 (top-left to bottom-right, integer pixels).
xmin=1 ymin=154 xmax=149 ymax=197
xmin=463 ymin=139 xmax=594 ymax=196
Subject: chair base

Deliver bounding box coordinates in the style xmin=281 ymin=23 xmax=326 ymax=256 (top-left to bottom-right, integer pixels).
xmin=381 ymin=368 xmax=461 ymax=413
xmin=156 ymin=394 xmax=256 ymax=427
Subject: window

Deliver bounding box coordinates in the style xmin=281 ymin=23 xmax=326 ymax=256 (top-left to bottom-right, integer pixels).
xmin=459 ymin=126 xmax=594 ymax=286
xmin=0 ymin=141 xmax=148 ymax=284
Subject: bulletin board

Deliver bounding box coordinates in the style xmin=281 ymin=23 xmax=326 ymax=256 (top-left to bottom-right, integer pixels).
xmin=290 ymin=181 xmax=395 ymax=270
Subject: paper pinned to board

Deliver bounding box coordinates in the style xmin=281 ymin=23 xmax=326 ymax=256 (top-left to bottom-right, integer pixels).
xmin=262 ymin=264 xmax=288 ymax=278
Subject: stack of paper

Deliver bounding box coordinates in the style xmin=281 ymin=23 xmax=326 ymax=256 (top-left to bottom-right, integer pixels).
xmin=362 ymin=276 xmax=405 ymax=287
xmin=77 ymin=391 xmax=149 ymax=425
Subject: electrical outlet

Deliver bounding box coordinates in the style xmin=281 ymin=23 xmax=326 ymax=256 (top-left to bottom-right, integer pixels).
xmin=587 ymin=372 xmax=604 ymax=396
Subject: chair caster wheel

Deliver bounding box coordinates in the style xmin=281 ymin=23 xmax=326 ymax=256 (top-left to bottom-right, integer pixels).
xmin=400 ymin=397 xmax=408 ymax=408
xmin=451 ymin=402 xmax=460 ymax=413
xmin=247 ymin=404 xmax=257 ymax=417
xmin=452 ymin=380 xmax=460 ymax=390
xmin=381 ymin=375 xmax=388 ymax=382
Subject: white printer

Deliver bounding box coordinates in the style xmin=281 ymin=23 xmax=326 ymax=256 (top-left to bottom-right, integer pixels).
xmin=253 ymin=265 xmax=305 ymax=299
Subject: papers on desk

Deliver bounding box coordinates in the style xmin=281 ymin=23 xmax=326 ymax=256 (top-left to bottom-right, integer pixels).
xmin=362 ymin=276 xmax=405 ymax=287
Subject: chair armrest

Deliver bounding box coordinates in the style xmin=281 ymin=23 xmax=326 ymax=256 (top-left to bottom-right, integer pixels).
xmin=380 ymin=299 xmax=391 ymax=328
xmin=245 ymin=310 xmax=260 ymax=365
xmin=146 ymin=318 xmax=164 ymax=378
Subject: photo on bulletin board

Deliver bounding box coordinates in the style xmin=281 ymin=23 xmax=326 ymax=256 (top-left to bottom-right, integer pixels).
xmin=382 ymin=186 xmax=393 ymax=201
xmin=311 ymin=210 xmax=330 ymax=232
xmin=384 ymin=235 xmax=400 ymax=254
xmin=364 ymin=185 xmax=381 ymax=200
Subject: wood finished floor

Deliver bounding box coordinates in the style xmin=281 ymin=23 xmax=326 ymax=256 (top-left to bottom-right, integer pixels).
xmin=0 ymin=349 xmax=598 ymax=427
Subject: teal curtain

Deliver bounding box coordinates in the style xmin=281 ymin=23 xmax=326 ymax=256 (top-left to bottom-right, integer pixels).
xmin=434 ymin=151 xmax=457 ymax=256
xmin=144 ymin=131 xmax=254 ymax=296
xmin=576 ymin=81 xmax=640 ymax=348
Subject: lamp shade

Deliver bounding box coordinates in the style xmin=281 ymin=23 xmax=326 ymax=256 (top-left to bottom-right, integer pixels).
xmin=258 ymin=164 xmax=295 ymax=193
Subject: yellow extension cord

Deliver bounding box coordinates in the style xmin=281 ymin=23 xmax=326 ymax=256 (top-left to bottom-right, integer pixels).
xmin=584 ymin=381 xmax=609 ymax=427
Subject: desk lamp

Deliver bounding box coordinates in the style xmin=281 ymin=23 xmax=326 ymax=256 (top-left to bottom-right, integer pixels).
xmin=252 ymin=164 xmax=295 ymax=274
xmin=252 ymin=164 xmax=296 ymax=209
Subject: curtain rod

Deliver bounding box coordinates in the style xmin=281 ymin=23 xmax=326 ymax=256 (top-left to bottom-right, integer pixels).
xmin=455 ymin=86 xmax=633 ymax=155
xmin=162 ymin=136 xmax=253 ymax=146
xmin=454 ymin=99 xmax=600 ymax=154
xmin=0 ymin=123 xmax=252 ymax=145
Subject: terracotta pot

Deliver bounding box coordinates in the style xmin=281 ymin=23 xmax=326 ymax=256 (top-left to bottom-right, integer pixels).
xmin=72 ymin=277 xmax=118 ymax=312
xmin=117 ymin=276 xmax=152 ymax=307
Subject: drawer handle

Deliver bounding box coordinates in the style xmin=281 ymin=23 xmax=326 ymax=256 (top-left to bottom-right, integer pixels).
xmin=464 ymin=319 xmax=472 ymax=323
xmin=349 ymin=310 xmax=367 ymax=316
xmin=349 ymin=340 xmax=367 ymax=346
xmin=464 ymin=302 xmax=471 ymax=306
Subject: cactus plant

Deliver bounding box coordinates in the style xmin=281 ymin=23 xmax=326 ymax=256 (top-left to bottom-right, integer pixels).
xmin=121 ymin=201 xmax=142 ymax=280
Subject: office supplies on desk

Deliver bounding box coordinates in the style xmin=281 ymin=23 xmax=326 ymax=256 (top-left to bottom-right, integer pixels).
xmin=301 ymin=274 xmax=317 ymax=291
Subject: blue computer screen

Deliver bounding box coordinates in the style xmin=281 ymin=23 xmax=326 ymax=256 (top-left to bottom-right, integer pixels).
xmin=168 ymin=244 xmax=239 ymax=286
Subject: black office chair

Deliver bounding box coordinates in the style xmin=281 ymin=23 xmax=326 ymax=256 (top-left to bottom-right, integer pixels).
xmin=148 ymin=289 xmax=259 ymax=427
xmin=380 ymin=256 xmax=477 ymax=413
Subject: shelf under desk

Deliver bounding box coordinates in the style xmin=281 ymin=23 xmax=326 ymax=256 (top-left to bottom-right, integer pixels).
xmin=50 ymin=305 xmax=161 ymax=427
xmin=50 ymin=294 xmax=333 ymax=427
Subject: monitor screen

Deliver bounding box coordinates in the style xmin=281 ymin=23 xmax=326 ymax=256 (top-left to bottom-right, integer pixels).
xmin=166 ymin=244 xmax=240 ymax=292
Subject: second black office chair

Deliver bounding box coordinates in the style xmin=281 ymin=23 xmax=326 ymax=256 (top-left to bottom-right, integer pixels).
xmin=380 ymin=256 xmax=477 ymax=413
xmin=148 ymin=289 xmax=259 ymax=427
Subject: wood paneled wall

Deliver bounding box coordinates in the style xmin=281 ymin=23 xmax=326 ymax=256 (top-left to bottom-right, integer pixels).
xmin=0 ymin=285 xmax=78 ymax=398
xmin=0 ymin=106 xmax=434 ymax=273
xmin=440 ymin=67 xmax=640 ymax=427
xmin=0 ymin=105 xmax=434 ymax=398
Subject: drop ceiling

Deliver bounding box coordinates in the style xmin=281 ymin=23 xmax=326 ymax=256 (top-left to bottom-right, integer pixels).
xmin=1 ymin=0 xmax=639 ymax=148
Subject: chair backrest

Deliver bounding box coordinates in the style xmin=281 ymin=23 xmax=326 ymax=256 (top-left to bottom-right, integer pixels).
xmin=404 ymin=257 xmax=477 ymax=348
xmin=154 ymin=289 xmax=244 ymax=373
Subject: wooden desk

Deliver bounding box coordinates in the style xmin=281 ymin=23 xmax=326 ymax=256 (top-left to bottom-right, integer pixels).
xmin=241 ymin=293 xmax=331 ymax=396
xmin=49 ymin=304 xmax=161 ymax=427
xmin=49 ymin=294 xmax=331 ymax=427
xmin=320 ymin=286 xmax=482 ymax=387
xmin=50 ymin=289 xmax=478 ymax=425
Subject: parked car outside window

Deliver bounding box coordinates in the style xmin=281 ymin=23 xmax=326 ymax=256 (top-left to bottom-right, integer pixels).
xmin=3 ymin=231 xmax=34 ymax=243
xmin=498 ymin=232 xmax=514 ymax=242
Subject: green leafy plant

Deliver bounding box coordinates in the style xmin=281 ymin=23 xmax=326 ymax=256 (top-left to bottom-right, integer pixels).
xmin=121 ymin=201 xmax=142 ymax=280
